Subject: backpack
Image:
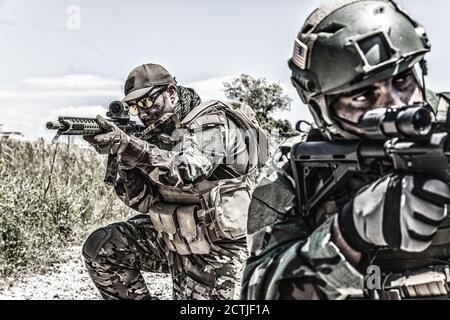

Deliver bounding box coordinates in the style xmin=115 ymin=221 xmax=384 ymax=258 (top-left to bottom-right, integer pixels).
xmin=181 ymin=100 xmax=270 ymax=172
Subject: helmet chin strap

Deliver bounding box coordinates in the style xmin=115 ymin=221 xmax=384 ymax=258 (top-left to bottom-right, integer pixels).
xmin=419 ymin=59 xmax=429 ymax=102
xmin=308 ymin=95 xmax=362 ymax=140
xmin=332 ymin=114 xmax=366 ymax=139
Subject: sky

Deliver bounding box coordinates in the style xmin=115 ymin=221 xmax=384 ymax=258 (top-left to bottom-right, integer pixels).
xmin=0 ymin=0 xmax=449 ymax=139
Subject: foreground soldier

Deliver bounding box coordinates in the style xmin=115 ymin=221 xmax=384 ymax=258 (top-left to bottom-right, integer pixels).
xmin=242 ymin=0 xmax=450 ymax=300
xmin=82 ymin=63 xmax=267 ymax=299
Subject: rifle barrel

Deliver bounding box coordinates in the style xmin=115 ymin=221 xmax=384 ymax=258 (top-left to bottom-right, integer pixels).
xmin=46 ymin=117 xmax=102 ymax=135
xmin=46 ymin=121 xmax=63 ymax=130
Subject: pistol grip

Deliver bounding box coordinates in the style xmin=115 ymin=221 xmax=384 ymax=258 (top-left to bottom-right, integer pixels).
xmin=104 ymin=153 xmax=118 ymax=186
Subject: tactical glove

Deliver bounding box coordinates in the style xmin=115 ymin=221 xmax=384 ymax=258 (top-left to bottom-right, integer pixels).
xmin=338 ymin=174 xmax=450 ymax=253
xmin=83 ymin=115 xmax=130 ymax=155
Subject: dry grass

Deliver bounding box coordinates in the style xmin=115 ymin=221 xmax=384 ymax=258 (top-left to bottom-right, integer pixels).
xmin=0 ymin=137 xmax=132 ymax=277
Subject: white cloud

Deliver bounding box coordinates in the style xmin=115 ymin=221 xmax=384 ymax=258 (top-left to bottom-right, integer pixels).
xmin=186 ymin=76 xmax=234 ymax=101
xmin=0 ymin=89 xmax=122 ymax=100
xmin=23 ymin=74 xmax=123 ymax=90
xmin=0 ymin=74 xmax=124 ymax=139
xmin=47 ymin=105 xmax=107 ymax=118
xmin=0 ymin=74 xmax=122 ymax=101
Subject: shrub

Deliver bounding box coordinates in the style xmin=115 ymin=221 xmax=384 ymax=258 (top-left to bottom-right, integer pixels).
xmin=0 ymin=137 xmax=132 ymax=277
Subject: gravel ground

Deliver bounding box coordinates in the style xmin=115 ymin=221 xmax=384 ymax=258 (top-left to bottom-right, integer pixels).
xmin=0 ymin=246 xmax=172 ymax=300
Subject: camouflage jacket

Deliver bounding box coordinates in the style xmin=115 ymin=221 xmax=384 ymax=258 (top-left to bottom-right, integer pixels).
xmin=114 ymin=101 xmax=251 ymax=212
xmin=241 ymin=92 xmax=450 ymax=300
xmin=110 ymin=100 xmax=270 ymax=255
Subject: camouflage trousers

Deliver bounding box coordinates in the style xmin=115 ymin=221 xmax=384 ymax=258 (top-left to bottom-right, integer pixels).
xmin=82 ymin=214 xmax=247 ymax=300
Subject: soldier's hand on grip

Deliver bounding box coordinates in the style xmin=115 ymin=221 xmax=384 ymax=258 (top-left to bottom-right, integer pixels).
xmin=83 ymin=115 xmax=130 ymax=155
xmin=338 ymin=174 xmax=450 ymax=253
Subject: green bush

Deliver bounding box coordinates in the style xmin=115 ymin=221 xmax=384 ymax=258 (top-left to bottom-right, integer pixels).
xmin=0 ymin=137 xmax=132 ymax=277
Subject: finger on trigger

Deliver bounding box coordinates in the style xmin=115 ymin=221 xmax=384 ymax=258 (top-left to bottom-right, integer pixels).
xmin=94 ymin=134 xmax=110 ymax=145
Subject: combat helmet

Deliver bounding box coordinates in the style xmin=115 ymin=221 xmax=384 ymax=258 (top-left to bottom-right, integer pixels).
xmin=289 ymin=0 xmax=431 ymax=139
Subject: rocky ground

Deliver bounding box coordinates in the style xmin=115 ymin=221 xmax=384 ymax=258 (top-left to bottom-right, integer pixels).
xmin=0 ymin=246 xmax=172 ymax=300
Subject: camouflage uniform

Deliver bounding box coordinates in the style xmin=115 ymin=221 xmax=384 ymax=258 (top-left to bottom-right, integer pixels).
xmin=241 ymin=92 xmax=450 ymax=300
xmin=83 ymin=87 xmax=267 ymax=300
xmin=84 ymin=214 xmax=247 ymax=300
xmin=241 ymin=0 xmax=450 ymax=300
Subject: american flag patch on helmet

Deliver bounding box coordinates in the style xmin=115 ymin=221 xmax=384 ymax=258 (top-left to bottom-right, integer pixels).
xmin=292 ymin=39 xmax=308 ymax=70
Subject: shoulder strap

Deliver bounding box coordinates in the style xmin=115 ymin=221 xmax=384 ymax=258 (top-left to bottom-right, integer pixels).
xmin=438 ymin=92 xmax=450 ymax=103
xmin=181 ymin=100 xmax=221 ymax=127
xmin=183 ymin=100 xmax=270 ymax=170
xmin=216 ymin=101 xmax=270 ymax=169
xmin=436 ymin=92 xmax=450 ymax=121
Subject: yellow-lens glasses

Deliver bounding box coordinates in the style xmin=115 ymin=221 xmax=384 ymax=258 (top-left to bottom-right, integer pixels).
xmin=129 ymin=97 xmax=154 ymax=116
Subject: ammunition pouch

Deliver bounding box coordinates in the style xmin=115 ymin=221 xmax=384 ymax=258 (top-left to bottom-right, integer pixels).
xmin=156 ymin=184 xmax=202 ymax=204
xmin=149 ymin=168 xmax=203 ymax=205
xmin=148 ymin=177 xmax=251 ymax=255
xmin=148 ymin=203 xmax=212 ymax=255
xmin=201 ymin=178 xmax=250 ymax=241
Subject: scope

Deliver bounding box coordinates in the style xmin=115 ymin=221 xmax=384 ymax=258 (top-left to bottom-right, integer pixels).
xmin=359 ymin=105 xmax=433 ymax=140
xmin=107 ymin=101 xmax=129 ymax=119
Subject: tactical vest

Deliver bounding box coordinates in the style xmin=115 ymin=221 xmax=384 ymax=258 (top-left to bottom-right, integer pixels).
xmin=147 ymin=100 xmax=269 ymax=256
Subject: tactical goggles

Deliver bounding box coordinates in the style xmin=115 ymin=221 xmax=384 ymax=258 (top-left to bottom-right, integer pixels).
xmin=129 ymin=86 xmax=167 ymax=116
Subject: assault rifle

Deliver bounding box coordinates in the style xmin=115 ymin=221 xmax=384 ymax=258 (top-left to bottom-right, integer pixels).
xmin=46 ymin=101 xmax=144 ymax=186
xmin=290 ymin=103 xmax=450 ymax=217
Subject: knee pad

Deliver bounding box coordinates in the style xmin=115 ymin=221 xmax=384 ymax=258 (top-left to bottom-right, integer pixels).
xmin=82 ymin=227 xmax=112 ymax=262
